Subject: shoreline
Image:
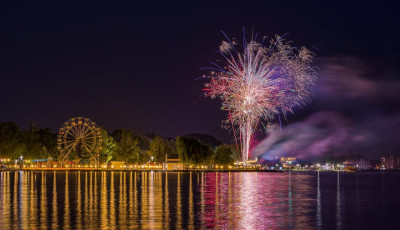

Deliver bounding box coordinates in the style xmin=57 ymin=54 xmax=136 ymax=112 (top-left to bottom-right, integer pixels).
xmin=2 ymin=168 xmax=399 ymax=173
xmin=2 ymin=168 xmax=279 ymax=173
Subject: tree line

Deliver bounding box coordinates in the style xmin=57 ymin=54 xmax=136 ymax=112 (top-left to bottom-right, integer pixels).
xmin=0 ymin=122 xmax=239 ymax=165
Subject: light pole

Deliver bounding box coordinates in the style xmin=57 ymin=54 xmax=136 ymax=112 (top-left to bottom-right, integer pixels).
xmin=20 ymin=156 xmax=23 ymax=169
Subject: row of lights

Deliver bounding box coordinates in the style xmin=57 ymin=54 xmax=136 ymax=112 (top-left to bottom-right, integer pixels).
xmin=21 ymin=164 xmax=166 ymax=169
xmin=214 ymin=165 xmax=235 ymax=169
xmin=101 ymin=164 xmax=164 ymax=169
xmin=7 ymin=161 xmax=240 ymax=170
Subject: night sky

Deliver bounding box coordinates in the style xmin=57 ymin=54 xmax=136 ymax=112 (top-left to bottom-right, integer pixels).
xmin=0 ymin=1 xmax=399 ymax=146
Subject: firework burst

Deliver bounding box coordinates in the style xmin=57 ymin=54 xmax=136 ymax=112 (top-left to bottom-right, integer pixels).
xmin=203 ymin=32 xmax=317 ymax=163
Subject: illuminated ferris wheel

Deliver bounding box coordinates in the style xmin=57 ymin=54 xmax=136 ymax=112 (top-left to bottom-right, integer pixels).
xmin=57 ymin=117 xmax=102 ymax=166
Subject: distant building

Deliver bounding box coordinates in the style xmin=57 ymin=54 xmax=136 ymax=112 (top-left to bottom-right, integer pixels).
xmin=321 ymin=163 xmax=334 ymax=170
xmin=343 ymin=155 xmax=369 ymax=170
xmin=381 ymin=155 xmax=400 ymax=170
xmin=163 ymin=154 xmax=184 ymax=170
xmin=110 ymin=161 xmax=125 ymax=169
xmin=280 ymin=157 xmax=297 ymax=169
xmin=369 ymin=159 xmax=382 ymax=170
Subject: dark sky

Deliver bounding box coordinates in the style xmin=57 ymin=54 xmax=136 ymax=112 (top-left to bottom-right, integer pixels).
xmin=0 ymin=1 xmax=399 ymax=143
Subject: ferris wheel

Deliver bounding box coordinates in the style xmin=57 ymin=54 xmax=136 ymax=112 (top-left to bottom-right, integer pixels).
xmin=57 ymin=117 xmax=102 ymax=166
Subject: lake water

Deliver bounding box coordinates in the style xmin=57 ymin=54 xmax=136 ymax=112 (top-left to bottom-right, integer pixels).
xmin=0 ymin=171 xmax=399 ymax=229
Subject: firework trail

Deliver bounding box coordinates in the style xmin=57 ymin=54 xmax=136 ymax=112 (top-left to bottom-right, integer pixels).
xmin=203 ymin=32 xmax=317 ymax=163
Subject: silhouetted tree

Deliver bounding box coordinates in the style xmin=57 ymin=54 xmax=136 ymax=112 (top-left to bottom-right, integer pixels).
xmin=175 ymin=136 xmax=214 ymax=165
xmin=99 ymin=128 xmax=116 ymax=163
xmin=0 ymin=122 xmax=20 ymax=159
xmin=112 ymin=129 xmax=140 ymax=163
xmin=214 ymin=145 xmax=234 ymax=165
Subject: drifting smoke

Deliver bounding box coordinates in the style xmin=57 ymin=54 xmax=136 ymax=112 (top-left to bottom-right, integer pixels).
xmin=252 ymin=57 xmax=400 ymax=161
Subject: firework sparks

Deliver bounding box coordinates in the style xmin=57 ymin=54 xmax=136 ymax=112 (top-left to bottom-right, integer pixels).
xmin=203 ymin=32 xmax=317 ymax=163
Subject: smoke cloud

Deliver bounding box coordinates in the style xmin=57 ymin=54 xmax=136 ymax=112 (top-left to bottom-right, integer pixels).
xmin=252 ymin=57 xmax=400 ymax=161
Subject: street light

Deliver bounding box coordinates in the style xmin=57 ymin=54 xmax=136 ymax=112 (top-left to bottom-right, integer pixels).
xmin=19 ymin=156 xmax=23 ymax=169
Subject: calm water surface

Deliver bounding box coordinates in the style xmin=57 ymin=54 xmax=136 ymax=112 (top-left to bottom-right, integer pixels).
xmin=0 ymin=171 xmax=399 ymax=229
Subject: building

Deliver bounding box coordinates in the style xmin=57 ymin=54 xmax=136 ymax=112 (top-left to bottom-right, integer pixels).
xmin=163 ymin=154 xmax=184 ymax=170
xmin=381 ymin=155 xmax=400 ymax=170
xmin=110 ymin=161 xmax=125 ymax=169
xmin=280 ymin=157 xmax=297 ymax=169
xmin=321 ymin=163 xmax=334 ymax=170
xmin=343 ymin=155 xmax=369 ymax=170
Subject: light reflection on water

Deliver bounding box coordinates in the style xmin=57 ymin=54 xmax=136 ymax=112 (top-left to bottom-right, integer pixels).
xmin=1 ymin=171 xmax=400 ymax=229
